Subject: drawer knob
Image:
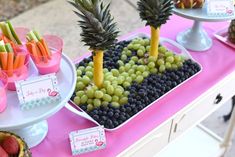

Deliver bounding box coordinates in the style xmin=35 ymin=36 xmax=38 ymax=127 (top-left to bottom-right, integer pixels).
xmin=214 ymin=94 xmax=223 ymax=104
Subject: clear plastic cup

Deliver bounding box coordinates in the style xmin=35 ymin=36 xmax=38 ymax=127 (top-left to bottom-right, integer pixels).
xmin=0 ymin=71 xmax=8 ymax=113
xmin=3 ymin=52 xmax=29 ymax=91
xmin=30 ymin=35 xmax=63 ymax=75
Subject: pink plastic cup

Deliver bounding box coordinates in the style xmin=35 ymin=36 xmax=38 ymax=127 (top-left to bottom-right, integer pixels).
xmin=3 ymin=52 xmax=29 ymax=91
xmin=31 ymin=35 xmax=63 ymax=75
xmin=0 ymin=71 xmax=8 ymax=113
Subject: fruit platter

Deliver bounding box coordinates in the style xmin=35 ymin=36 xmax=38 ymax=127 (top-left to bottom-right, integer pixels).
xmin=0 ymin=21 xmax=76 ymax=147
xmin=67 ymin=0 xmax=202 ymax=131
xmin=214 ymin=20 xmax=235 ymax=49
xmin=173 ymin=0 xmax=235 ymax=51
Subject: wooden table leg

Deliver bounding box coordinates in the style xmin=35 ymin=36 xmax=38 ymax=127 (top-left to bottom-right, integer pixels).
xmin=220 ymin=105 xmax=235 ymax=157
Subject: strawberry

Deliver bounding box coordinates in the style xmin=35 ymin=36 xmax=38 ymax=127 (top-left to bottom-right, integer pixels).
xmin=2 ymin=136 xmax=19 ymax=155
xmin=0 ymin=145 xmax=8 ymax=157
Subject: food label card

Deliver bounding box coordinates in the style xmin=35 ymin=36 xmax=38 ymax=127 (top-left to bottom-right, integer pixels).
xmin=15 ymin=73 xmax=61 ymax=110
xmin=69 ymin=126 xmax=106 ymax=155
xmin=207 ymin=0 xmax=234 ymax=16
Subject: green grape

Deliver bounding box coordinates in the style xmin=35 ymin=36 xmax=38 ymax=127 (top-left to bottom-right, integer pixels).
xmin=77 ymin=76 xmax=83 ymax=81
xmin=127 ymin=43 xmax=134 ymax=49
xmin=111 ymin=102 xmax=120 ymax=108
xmin=157 ymin=59 xmax=165 ymax=66
xmin=125 ymin=76 xmax=132 ymax=83
xmin=118 ymin=60 xmax=124 ymax=66
xmin=166 ymin=56 xmax=174 ymax=63
xmin=136 ymin=71 xmax=142 ymax=75
xmin=103 ymin=68 xmax=109 ymax=73
xmin=148 ymin=56 xmax=157 ymax=62
xmin=111 ymin=69 xmax=119 ymax=77
xmin=114 ymin=87 xmax=124 ymax=96
xmin=165 ymin=62 xmax=172 ymax=69
xmin=101 ymin=88 xmax=106 ymax=94
xmin=165 ymin=51 xmax=173 ymax=57
xmin=103 ymin=80 xmax=111 ymax=88
xmin=103 ymin=94 xmax=112 ymax=102
xmin=177 ymin=62 xmax=183 ymax=67
xmin=174 ymin=55 xmax=181 ymax=63
xmin=171 ymin=64 xmax=178 ymax=69
xmin=117 ymin=76 xmax=125 ymax=84
xmin=76 ymin=69 xmax=82 ymax=76
xmin=150 ymin=68 xmax=158 ymax=74
xmin=144 ymin=39 xmax=150 ymax=46
xmin=78 ymin=66 xmax=85 ymax=71
xmin=128 ymin=69 xmax=135 ymax=75
xmin=123 ymin=81 xmax=131 ymax=88
xmin=85 ymin=66 xmax=93 ymax=72
xmin=86 ymin=89 xmax=94 ymax=98
xmin=73 ymin=96 xmax=80 ymax=105
xmin=102 ymin=101 xmax=109 ymax=108
xmin=137 ymin=59 xmax=144 ymax=65
xmin=129 ymin=60 xmax=135 ymax=66
xmin=107 ymin=85 xmax=114 ymax=95
xmin=137 ymin=65 xmax=146 ymax=72
xmin=125 ymin=63 xmax=131 ymax=71
xmin=76 ymin=82 xmax=85 ymax=90
xmin=121 ymin=54 xmax=127 ymax=61
xmin=80 ymin=95 xmax=88 ymax=104
xmin=112 ymin=95 xmax=119 ymax=102
xmin=148 ymin=62 xmax=155 ymax=69
xmin=131 ymin=74 xmax=136 ymax=80
xmin=121 ymin=72 xmax=129 ymax=78
xmin=143 ymin=71 xmax=149 ymax=77
xmin=146 ymin=45 xmax=150 ymax=52
xmin=131 ymin=56 xmax=138 ymax=62
xmin=139 ymin=39 xmax=145 ymax=46
xmin=159 ymin=46 xmax=167 ymax=53
xmin=88 ymin=62 xmax=94 ymax=67
xmin=87 ymin=104 xmax=94 ymax=111
xmin=87 ymin=99 xmax=93 ymax=104
xmin=133 ymin=44 xmax=141 ymax=50
xmin=137 ymin=49 xmax=144 ymax=57
xmin=93 ymin=99 xmax=101 ymax=108
xmin=92 ymin=85 xmax=98 ymax=91
xmin=119 ymin=66 xmax=125 ymax=73
xmin=112 ymin=80 xmax=118 ymax=86
xmin=82 ymin=76 xmax=90 ymax=85
xmin=124 ymin=91 xmax=130 ymax=96
xmin=120 ymin=97 xmax=128 ymax=105
xmin=159 ymin=65 xmax=166 ymax=72
xmin=123 ymin=47 xmax=128 ymax=51
xmin=139 ymin=46 xmax=146 ymax=52
xmin=132 ymin=64 xmax=138 ymax=70
xmin=126 ymin=50 xmax=132 ymax=56
xmin=85 ymin=71 xmax=93 ymax=79
xmin=94 ymin=90 xmax=104 ymax=98
xmin=136 ymin=75 xmax=144 ymax=83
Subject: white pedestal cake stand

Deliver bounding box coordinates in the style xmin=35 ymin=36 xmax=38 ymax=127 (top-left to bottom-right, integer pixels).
xmin=0 ymin=54 xmax=76 ymax=148
xmin=173 ymin=5 xmax=235 ymax=51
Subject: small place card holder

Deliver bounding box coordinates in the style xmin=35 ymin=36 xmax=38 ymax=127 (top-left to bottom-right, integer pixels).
xmin=207 ymin=0 xmax=235 ymax=17
xmin=69 ymin=126 xmax=106 ymax=155
xmin=15 ymin=73 xmax=61 ymax=110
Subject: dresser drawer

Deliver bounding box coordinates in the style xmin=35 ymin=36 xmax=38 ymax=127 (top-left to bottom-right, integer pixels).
xmin=118 ymin=120 xmax=172 ymax=157
xmin=170 ymin=72 xmax=235 ymax=141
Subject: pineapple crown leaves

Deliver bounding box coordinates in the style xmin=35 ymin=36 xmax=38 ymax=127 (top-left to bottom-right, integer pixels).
xmin=69 ymin=0 xmax=119 ymax=51
xmin=137 ymin=0 xmax=173 ymax=29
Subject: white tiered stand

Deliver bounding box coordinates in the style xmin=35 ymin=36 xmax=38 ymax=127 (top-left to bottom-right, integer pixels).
xmin=173 ymin=5 xmax=235 ymax=51
xmin=0 ymin=54 xmax=76 ymax=148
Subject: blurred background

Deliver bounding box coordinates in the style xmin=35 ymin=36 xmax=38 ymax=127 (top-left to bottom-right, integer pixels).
xmin=0 ymin=0 xmax=234 ymax=156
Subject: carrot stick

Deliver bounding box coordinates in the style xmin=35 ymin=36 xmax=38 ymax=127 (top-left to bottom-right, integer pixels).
xmin=36 ymin=41 xmax=48 ymax=63
xmin=40 ymin=38 xmax=51 ymax=59
xmin=17 ymin=54 xmax=25 ymax=69
xmin=7 ymin=52 xmax=14 ymax=77
xmin=0 ymin=52 xmax=7 ymax=70
xmin=26 ymin=42 xmax=40 ymax=63
xmin=13 ymin=55 xmax=20 ymax=69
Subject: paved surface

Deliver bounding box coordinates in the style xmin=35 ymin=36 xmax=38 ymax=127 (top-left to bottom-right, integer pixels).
xmin=10 ymin=0 xmax=234 ymax=156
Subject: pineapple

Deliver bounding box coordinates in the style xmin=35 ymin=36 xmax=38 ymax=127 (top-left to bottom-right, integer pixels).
xmin=228 ymin=20 xmax=235 ymax=44
xmin=69 ymin=0 xmax=119 ymax=87
xmin=137 ymin=0 xmax=173 ymax=58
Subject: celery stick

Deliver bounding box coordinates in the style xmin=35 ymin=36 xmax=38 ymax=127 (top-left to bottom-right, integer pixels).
xmin=0 ymin=40 xmax=5 ymax=46
xmin=33 ymin=30 xmax=42 ymax=41
xmin=0 ymin=45 xmax=7 ymax=52
xmin=0 ymin=22 xmax=8 ymax=37
xmin=27 ymin=31 xmax=38 ymax=42
xmin=4 ymin=22 xmax=16 ymax=43
xmin=5 ymin=43 xmax=13 ymax=52
xmin=7 ymin=21 xmax=22 ymax=45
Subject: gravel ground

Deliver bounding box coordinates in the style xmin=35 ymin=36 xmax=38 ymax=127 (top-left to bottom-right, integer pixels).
xmin=0 ymin=0 xmax=51 ymax=21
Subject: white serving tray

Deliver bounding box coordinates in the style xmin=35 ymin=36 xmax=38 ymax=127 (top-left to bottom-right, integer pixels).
xmin=214 ymin=27 xmax=235 ymax=49
xmin=66 ymin=33 xmax=202 ymax=131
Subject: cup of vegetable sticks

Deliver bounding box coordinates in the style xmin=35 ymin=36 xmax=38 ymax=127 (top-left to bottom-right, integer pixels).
xmin=26 ymin=30 xmax=63 ymax=75
xmin=0 ymin=42 xmax=29 ymax=91
xmin=0 ymin=70 xmax=8 ymax=113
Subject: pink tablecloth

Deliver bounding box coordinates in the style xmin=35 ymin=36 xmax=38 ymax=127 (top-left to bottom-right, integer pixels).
xmin=31 ymin=15 xmax=235 ymax=157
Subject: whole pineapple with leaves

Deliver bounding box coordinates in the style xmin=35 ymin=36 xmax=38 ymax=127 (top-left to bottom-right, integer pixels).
xmin=137 ymin=0 xmax=173 ymax=58
xmin=69 ymin=0 xmax=119 ymax=88
xmin=228 ymin=20 xmax=235 ymax=44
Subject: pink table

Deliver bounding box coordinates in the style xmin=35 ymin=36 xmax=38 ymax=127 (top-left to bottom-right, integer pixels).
xmin=31 ymin=15 xmax=235 ymax=157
